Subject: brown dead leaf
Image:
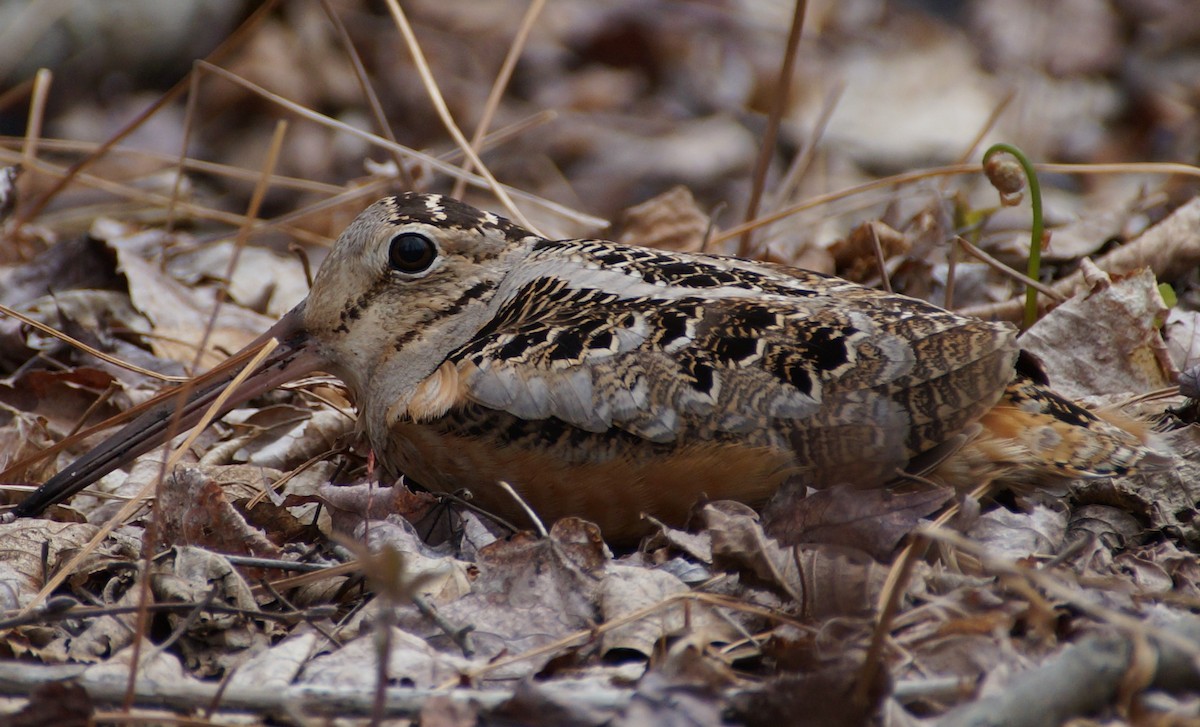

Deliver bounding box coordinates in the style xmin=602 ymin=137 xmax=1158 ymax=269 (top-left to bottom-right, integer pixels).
xmin=319 ymin=480 xmax=442 ymax=538
xmin=3 ymin=680 xmax=92 ymax=727
xmin=617 ymin=185 xmax=710 ymax=253
xmin=226 ymin=632 xmax=318 ymax=692
xmin=0 ymin=520 xmax=108 ymax=609
xmin=761 ymin=482 xmax=951 ymax=561
xmin=599 ymin=564 xmax=735 ymax=660
xmin=355 ymin=518 xmax=473 ymax=605
xmin=222 ymin=405 xmax=351 ymax=472
xmin=703 ymin=502 xmax=887 ymax=618
xmin=153 ymin=547 xmax=273 ymax=676
xmin=969 ymin=505 xmax=1068 ymax=561
xmin=155 ymin=467 xmax=282 ymax=560
xmin=107 ymin=240 xmax=275 ymax=368
xmin=1072 ymin=426 xmax=1200 ymax=543
xmin=829 ymin=220 xmax=909 ymax=285
xmin=300 ymin=626 xmax=472 ymax=690
xmin=1020 ymin=267 xmax=1173 ymax=398
xmin=430 ymin=519 xmax=608 ymax=676
xmin=1165 ymin=308 xmax=1200 ymax=374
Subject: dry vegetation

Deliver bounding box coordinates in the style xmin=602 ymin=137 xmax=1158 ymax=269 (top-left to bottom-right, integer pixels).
xmin=0 ymin=0 xmax=1199 ymax=724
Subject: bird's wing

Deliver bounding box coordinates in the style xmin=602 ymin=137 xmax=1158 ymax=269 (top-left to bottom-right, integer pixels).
xmin=410 ymin=240 xmax=1019 ymax=484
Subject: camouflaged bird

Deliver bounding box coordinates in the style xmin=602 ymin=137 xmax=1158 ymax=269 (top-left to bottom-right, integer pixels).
xmin=13 ymin=193 xmax=1158 ymax=542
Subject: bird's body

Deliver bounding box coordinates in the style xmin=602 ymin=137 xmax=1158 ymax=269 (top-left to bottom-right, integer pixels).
xmin=15 ymin=193 xmax=1157 ymax=542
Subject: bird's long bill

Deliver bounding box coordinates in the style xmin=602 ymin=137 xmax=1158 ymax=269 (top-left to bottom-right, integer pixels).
xmin=13 ymin=303 xmax=323 ymax=517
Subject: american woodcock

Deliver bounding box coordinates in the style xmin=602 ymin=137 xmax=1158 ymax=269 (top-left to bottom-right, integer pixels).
xmin=13 ymin=193 xmax=1159 ymax=542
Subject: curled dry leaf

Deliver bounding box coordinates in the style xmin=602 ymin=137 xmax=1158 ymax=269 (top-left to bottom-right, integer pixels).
xmin=1071 ymin=426 xmax=1200 ymax=543
xmin=155 ymin=467 xmax=282 ymax=560
xmin=617 ymin=185 xmax=710 ymax=253
xmin=968 ymin=505 xmax=1068 ymax=562
xmin=599 ymin=564 xmax=736 ymax=660
xmin=427 ymin=519 xmax=609 ymax=678
xmin=154 ymin=547 xmax=273 ymax=676
xmin=319 ymin=480 xmax=442 ymax=538
xmin=300 ymin=626 xmax=473 ymax=690
xmin=225 ymin=632 xmax=318 ymax=692
xmin=761 ymin=482 xmax=952 ymax=561
xmin=0 ymin=519 xmax=126 ymax=610
xmin=221 ymin=405 xmax=353 ymax=471
xmin=702 ymin=502 xmax=887 ymax=618
xmin=1020 ymin=268 xmax=1173 ymax=399
xmin=356 ymin=518 xmax=473 ymax=606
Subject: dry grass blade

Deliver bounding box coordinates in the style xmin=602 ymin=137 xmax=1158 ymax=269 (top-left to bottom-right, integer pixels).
xmin=383 ymin=0 xmax=537 ymax=233
xmin=451 ymin=0 xmax=548 ymax=199
xmin=12 ymin=0 xmax=281 ymax=226
xmin=954 ymin=236 xmax=1065 ymax=301
xmin=192 ymin=61 xmax=602 ymax=231
xmin=739 ymin=0 xmax=807 ymax=257
xmin=0 ymin=301 xmax=188 ymax=383
xmin=19 ymin=338 xmax=281 ymax=614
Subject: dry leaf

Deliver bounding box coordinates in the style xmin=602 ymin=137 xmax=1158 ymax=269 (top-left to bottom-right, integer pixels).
xmin=617 ymin=185 xmax=710 ymax=253
xmin=762 ymin=483 xmax=951 ymax=561
xmin=1020 ymin=268 xmax=1173 ymax=398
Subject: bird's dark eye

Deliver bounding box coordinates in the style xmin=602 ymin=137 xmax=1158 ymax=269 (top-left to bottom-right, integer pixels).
xmin=388 ymin=232 xmax=437 ymax=274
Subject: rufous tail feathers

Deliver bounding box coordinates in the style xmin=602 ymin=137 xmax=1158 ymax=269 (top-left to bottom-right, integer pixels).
xmin=934 ymin=376 xmax=1168 ymax=488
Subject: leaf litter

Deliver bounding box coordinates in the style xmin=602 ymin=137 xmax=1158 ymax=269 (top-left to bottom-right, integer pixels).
xmin=0 ymin=1 xmax=1199 ymax=724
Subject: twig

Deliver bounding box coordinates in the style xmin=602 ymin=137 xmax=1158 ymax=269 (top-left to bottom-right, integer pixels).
xmin=739 ymin=0 xmax=807 ymax=257
xmin=868 ymin=223 xmax=893 ymax=293
xmin=411 ymin=592 xmax=475 ymax=658
xmin=319 ymin=0 xmax=413 ymax=189
xmin=0 ymin=662 xmax=641 ymax=718
xmin=382 ymin=0 xmax=537 ymax=232
xmin=495 ymin=480 xmax=547 ymax=537
xmin=953 ymin=236 xmax=1064 ymax=301
xmin=452 ymin=0 xmax=548 ymax=199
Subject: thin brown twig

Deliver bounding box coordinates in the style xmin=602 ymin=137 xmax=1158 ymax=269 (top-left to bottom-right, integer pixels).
xmin=767 ymin=81 xmax=843 ymax=213
xmin=127 ymin=121 xmax=284 ymax=705
xmin=382 ymin=0 xmax=537 ymax=232
xmin=20 ymin=338 xmax=281 ymax=614
xmin=868 ymin=223 xmax=893 ymax=293
xmin=954 ymin=235 xmax=1065 ymax=301
xmin=166 ymin=63 xmax=202 ymax=232
xmin=451 ymin=0 xmax=548 ymax=199
xmin=739 ymin=0 xmax=807 ymax=257
xmin=13 ymin=0 xmax=281 ymax=226
xmin=319 ymin=0 xmax=413 ymax=189
xmin=190 ymin=61 xmax=604 ymax=230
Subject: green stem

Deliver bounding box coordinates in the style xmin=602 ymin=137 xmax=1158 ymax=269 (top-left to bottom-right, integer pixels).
xmin=983 ymin=143 xmax=1043 ymax=329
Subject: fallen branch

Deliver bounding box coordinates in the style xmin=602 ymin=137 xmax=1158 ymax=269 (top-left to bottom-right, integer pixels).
xmin=0 ymin=662 xmax=633 ymax=718
xmin=937 ymin=619 xmax=1200 ymax=727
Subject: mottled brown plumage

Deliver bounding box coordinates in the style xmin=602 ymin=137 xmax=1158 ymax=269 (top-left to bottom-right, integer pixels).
xmin=14 ymin=193 xmax=1158 ymax=542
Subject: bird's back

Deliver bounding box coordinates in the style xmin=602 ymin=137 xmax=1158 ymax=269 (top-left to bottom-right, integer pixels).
xmin=381 ymin=237 xmax=1046 ymax=538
